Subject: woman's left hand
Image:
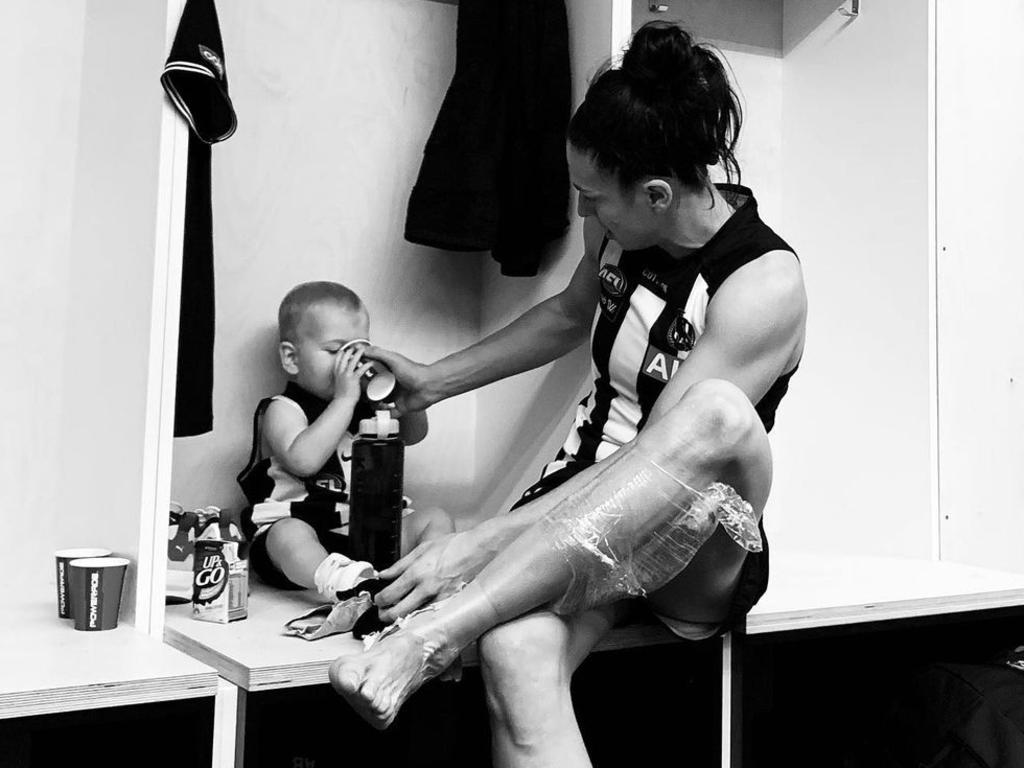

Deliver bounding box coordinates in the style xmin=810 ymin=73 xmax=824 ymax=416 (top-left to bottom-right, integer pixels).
xmin=373 ymin=530 xmax=489 ymax=623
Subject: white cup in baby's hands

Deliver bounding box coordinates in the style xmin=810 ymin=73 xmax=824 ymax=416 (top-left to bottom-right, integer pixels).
xmin=339 ymin=339 xmax=396 ymax=403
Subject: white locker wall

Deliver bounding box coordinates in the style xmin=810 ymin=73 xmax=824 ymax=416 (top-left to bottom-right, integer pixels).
xmin=1 ymin=1 xmax=171 ymax=621
xmin=472 ymin=0 xmax=614 ymax=522
xmin=772 ymin=0 xmax=935 ymax=558
xmin=167 ymin=0 xmax=484 ymax=518
xmin=937 ymin=0 xmax=1024 ymax=573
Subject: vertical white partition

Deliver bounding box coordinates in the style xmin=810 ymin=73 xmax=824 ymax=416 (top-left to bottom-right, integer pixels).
xmin=936 ymin=0 xmax=1024 ymax=573
xmin=1 ymin=1 xmax=173 ymax=626
xmin=771 ymin=0 xmax=935 ymax=558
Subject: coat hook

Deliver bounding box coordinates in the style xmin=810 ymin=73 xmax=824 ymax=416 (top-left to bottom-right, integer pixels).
xmin=838 ymin=0 xmax=860 ymax=18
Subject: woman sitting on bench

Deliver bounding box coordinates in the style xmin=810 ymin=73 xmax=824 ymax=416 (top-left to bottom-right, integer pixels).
xmin=332 ymin=21 xmax=807 ymax=767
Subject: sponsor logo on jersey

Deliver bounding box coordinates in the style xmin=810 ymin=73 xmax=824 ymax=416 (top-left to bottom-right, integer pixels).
xmin=666 ymin=309 xmax=697 ymax=353
xmin=598 ymin=264 xmax=627 ymax=321
xmin=641 ymin=345 xmax=682 ymax=383
xmin=641 ymin=268 xmax=669 ymax=295
xmin=198 ymin=44 xmax=225 ymax=78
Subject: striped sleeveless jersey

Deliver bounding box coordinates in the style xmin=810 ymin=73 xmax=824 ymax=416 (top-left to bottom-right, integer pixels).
xmin=544 ymin=184 xmax=797 ymax=478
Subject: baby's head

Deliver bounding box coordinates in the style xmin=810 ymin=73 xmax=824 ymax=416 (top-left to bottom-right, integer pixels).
xmin=277 ymin=281 xmax=370 ymax=400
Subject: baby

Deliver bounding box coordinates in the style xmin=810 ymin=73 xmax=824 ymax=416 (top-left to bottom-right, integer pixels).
xmin=238 ymin=280 xmax=452 ymax=600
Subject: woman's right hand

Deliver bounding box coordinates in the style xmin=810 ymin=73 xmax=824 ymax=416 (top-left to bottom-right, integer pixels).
xmin=362 ymin=345 xmax=436 ymax=415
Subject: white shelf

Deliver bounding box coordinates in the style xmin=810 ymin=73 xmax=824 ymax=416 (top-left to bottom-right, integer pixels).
xmin=164 ymin=586 xmax=364 ymax=691
xmin=1 ymin=594 xmax=218 ymax=720
xmin=165 ymin=552 xmax=1024 ymax=694
xmin=746 ymin=550 xmax=1024 ymax=634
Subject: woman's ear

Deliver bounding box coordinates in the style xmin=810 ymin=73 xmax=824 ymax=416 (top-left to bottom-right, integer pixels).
xmin=643 ymin=178 xmax=674 ymax=212
xmin=279 ymin=341 xmax=299 ymax=375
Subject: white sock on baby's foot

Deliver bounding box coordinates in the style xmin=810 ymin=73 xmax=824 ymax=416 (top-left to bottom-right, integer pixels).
xmin=313 ymin=552 xmax=375 ymax=600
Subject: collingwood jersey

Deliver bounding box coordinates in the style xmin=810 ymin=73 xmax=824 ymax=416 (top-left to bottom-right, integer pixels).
xmin=237 ymin=381 xmax=374 ymax=538
xmin=545 ymin=185 xmax=797 ymax=478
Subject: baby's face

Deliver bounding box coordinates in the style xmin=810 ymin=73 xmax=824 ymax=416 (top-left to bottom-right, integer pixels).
xmin=291 ymin=302 xmax=370 ymax=399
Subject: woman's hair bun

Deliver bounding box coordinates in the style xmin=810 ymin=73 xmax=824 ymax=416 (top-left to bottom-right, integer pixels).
xmin=568 ymin=20 xmax=743 ymax=189
xmin=620 ymin=21 xmax=699 ymax=97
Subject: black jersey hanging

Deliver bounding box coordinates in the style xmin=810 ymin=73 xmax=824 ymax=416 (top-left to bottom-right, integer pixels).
xmin=405 ymin=0 xmax=571 ymax=277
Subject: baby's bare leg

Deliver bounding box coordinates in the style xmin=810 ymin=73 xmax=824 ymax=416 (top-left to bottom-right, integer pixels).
xmin=265 ymin=518 xmax=330 ymax=589
xmin=400 ymin=506 xmax=455 ymax=556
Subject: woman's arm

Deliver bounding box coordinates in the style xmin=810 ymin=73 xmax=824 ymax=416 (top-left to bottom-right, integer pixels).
xmin=366 ymin=219 xmax=605 ymax=414
xmin=647 ymin=249 xmax=806 ymax=423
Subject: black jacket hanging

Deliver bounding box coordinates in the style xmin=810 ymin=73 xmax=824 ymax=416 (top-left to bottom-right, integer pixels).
xmin=160 ymin=0 xmax=236 ymax=437
xmin=405 ymin=0 xmax=571 ymax=277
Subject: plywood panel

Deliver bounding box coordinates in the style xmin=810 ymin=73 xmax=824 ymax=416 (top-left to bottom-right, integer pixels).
xmin=936 ymin=0 xmax=1024 ymax=573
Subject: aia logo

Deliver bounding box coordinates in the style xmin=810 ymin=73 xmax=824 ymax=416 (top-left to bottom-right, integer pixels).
xmin=599 ymin=264 xmax=627 ymax=298
xmin=198 ymin=45 xmax=224 ymax=78
xmin=641 ymin=346 xmax=681 ymax=384
xmin=666 ymin=310 xmax=697 ymax=353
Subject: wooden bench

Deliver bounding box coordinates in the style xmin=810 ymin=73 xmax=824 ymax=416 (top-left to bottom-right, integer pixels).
xmin=164 ymin=549 xmax=1024 ymax=767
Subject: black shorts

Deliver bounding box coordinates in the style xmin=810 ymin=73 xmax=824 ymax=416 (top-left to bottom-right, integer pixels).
xmin=510 ymin=462 xmax=769 ymax=636
xmin=247 ymin=522 xmax=351 ymax=590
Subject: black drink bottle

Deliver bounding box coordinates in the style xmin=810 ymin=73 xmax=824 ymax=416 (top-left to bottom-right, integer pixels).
xmin=348 ymin=410 xmax=404 ymax=569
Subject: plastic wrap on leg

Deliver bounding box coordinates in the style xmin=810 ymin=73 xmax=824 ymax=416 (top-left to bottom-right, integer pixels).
xmin=546 ymin=460 xmax=762 ymax=615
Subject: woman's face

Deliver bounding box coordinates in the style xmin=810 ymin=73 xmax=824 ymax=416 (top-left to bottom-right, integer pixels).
xmin=567 ymin=143 xmax=660 ymax=251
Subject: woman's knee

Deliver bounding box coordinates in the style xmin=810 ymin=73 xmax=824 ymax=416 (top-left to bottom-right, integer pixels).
xmin=666 ymin=378 xmax=765 ymax=462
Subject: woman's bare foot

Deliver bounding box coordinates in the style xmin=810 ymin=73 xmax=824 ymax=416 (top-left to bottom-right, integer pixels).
xmin=328 ymin=604 xmax=460 ymax=729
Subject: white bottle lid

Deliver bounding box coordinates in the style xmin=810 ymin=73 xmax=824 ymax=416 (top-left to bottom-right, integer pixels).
xmin=359 ymin=409 xmax=399 ymax=438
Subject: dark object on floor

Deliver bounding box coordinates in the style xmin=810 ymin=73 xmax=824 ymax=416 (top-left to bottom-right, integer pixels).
xmin=877 ymin=660 xmax=1024 ymax=767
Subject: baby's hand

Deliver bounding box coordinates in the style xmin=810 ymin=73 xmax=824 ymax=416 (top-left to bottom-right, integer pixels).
xmin=332 ymin=346 xmax=371 ymax=404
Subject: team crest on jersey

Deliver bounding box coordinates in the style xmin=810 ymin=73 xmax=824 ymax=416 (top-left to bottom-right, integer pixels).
xmin=598 ymin=264 xmax=627 ymax=321
xmin=666 ymin=310 xmax=697 ymax=353
xmin=307 ymin=472 xmax=346 ymax=498
xmin=641 ymin=345 xmax=682 ymax=384
xmin=198 ymin=45 xmax=225 ymax=78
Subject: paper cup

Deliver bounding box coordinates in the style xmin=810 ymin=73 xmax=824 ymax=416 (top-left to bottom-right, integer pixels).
xmin=55 ymin=548 xmax=112 ymax=618
xmin=362 ymin=361 xmax=396 ymax=402
xmin=68 ymin=557 xmax=129 ymax=631
xmin=339 ymin=339 xmax=396 ymax=403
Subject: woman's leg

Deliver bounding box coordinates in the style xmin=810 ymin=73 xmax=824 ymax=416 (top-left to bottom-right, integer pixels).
xmin=481 ymin=605 xmax=623 ymax=768
xmin=329 ymin=379 xmax=769 ymax=728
